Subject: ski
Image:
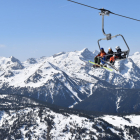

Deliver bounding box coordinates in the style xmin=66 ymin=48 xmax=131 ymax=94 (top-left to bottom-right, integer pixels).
xmin=99 ymin=58 xmax=119 ymax=72
xmin=89 ymin=60 xmax=113 ymax=71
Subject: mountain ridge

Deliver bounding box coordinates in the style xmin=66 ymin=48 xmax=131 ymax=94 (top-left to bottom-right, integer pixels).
xmin=0 ymin=48 xmax=140 ymax=113
xmin=0 ymin=94 xmax=140 ymax=140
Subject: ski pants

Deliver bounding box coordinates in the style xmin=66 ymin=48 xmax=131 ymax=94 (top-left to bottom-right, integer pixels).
xmin=94 ymin=56 xmax=106 ymax=64
xmin=94 ymin=57 xmax=100 ymax=64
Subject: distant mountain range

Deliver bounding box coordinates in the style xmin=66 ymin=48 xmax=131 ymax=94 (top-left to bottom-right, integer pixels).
xmin=0 ymin=49 xmax=140 ymax=113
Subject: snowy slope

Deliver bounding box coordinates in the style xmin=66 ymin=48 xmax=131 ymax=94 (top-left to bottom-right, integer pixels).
xmin=1 ymin=108 xmax=140 ymax=140
xmin=0 ymin=48 xmax=140 ymax=110
xmin=1 ymin=48 xmax=140 ymax=89
xmin=0 ymin=94 xmax=140 ymax=140
xmin=130 ymin=52 xmax=140 ymax=68
xmin=47 ymin=48 xmax=140 ymax=89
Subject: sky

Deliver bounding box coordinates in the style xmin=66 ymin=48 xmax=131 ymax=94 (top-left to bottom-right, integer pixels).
xmin=0 ymin=0 xmax=139 ymax=61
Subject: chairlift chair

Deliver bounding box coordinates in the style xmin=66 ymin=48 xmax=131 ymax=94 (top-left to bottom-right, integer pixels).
xmin=97 ymin=9 xmax=130 ymax=70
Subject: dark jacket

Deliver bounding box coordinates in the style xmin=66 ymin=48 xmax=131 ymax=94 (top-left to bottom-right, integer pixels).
xmin=115 ymin=49 xmax=122 ymax=58
xmin=107 ymin=50 xmax=114 ymax=59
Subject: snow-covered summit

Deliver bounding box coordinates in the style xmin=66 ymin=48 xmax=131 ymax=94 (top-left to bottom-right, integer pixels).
xmin=133 ymin=52 xmax=140 ymax=55
xmin=27 ymin=58 xmax=37 ymax=64
xmin=53 ymin=51 xmax=66 ymax=58
xmin=130 ymin=51 xmax=140 ymax=68
xmin=10 ymin=56 xmax=20 ymax=63
xmin=80 ymin=48 xmax=96 ymax=60
xmin=93 ymin=50 xmax=99 ymax=55
xmin=0 ymin=56 xmax=24 ymax=70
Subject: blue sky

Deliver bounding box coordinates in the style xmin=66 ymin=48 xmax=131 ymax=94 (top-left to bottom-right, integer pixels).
xmin=0 ymin=0 xmax=139 ymax=61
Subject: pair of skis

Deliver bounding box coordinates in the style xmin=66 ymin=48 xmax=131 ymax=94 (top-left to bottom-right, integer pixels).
xmin=89 ymin=60 xmax=114 ymax=71
xmin=98 ymin=58 xmax=119 ymax=71
xmin=80 ymin=57 xmax=119 ymax=71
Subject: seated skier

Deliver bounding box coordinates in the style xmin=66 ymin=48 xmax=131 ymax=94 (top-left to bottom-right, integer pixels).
xmin=110 ymin=46 xmax=122 ymax=65
xmin=107 ymin=47 xmax=114 ymax=60
xmin=94 ymin=48 xmax=106 ymax=66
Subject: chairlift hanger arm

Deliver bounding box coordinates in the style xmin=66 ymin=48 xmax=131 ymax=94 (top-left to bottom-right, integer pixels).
xmin=99 ymin=9 xmax=112 ymax=40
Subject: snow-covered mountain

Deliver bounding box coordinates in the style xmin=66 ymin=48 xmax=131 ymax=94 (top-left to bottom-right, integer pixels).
xmin=0 ymin=94 xmax=140 ymax=140
xmin=0 ymin=48 xmax=140 ymax=112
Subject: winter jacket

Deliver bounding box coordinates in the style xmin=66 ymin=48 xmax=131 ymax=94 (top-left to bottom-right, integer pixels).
xmin=115 ymin=49 xmax=122 ymax=58
xmin=97 ymin=51 xmax=106 ymax=58
xmin=107 ymin=50 xmax=114 ymax=59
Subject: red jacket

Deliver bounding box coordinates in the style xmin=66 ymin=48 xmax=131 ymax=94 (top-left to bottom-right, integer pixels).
xmin=97 ymin=51 xmax=106 ymax=58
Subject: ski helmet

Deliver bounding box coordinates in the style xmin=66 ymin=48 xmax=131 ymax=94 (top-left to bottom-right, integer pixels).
xmin=100 ymin=48 xmax=104 ymax=51
xmin=115 ymin=46 xmax=120 ymax=50
xmin=108 ymin=47 xmax=112 ymax=51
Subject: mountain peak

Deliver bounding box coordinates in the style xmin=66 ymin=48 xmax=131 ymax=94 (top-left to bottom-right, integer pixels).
xmin=81 ymin=48 xmax=90 ymax=53
xmin=93 ymin=50 xmax=99 ymax=55
xmin=134 ymin=52 xmax=140 ymax=55
xmin=27 ymin=58 xmax=37 ymax=64
xmin=10 ymin=56 xmax=20 ymax=63
xmin=8 ymin=56 xmax=24 ymax=70
xmin=53 ymin=52 xmax=66 ymax=58
xmin=80 ymin=48 xmax=95 ymax=60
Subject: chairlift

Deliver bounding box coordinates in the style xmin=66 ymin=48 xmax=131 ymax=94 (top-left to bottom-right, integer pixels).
xmin=97 ymin=9 xmax=130 ymax=71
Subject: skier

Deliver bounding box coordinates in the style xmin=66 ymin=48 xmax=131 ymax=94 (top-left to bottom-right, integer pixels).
xmin=94 ymin=48 xmax=106 ymax=66
xmin=107 ymin=47 xmax=114 ymax=60
xmin=110 ymin=46 xmax=122 ymax=65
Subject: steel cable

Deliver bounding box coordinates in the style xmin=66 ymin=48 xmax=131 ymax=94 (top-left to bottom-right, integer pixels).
xmin=68 ymin=0 xmax=140 ymax=22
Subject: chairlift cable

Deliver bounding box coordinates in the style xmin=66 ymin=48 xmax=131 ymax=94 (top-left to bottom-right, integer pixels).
xmin=67 ymin=0 xmax=100 ymax=10
xmin=109 ymin=12 xmax=140 ymax=22
xmin=67 ymin=0 xmax=140 ymax=22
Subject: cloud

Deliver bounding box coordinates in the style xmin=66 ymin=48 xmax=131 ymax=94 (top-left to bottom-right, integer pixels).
xmin=0 ymin=44 xmax=6 ymax=48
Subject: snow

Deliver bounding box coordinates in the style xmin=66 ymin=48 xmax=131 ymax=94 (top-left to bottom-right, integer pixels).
xmin=101 ymin=115 xmax=140 ymax=128
xmin=133 ymin=52 xmax=140 ymax=55
xmin=50 ymin=112 xmax=96 ymax=140
xmin=0 ymin=95 xmax=8 ymax=98
xmin=0 ymin=104 xmax=140 ymax=139
xmin=125 ymin=115 xmax=140 ymax=126
xmin=0 ymin=49 xmax=140 ymax=109
xmin=64 ymin=81 xmax=82 ymax=102
xmin=69 ymin=102 xmax=78 ymax=108
xmin=108 ymin=127 xmax=120 ymax=135
xmin=116 ymin=96 xmax=121 ymax=112
xmin=130 ymin=52 xmax=140 ymax=63
xmin=0 ymin=111 xmax=12 ymax=127
xmin=0 ymin=49 xmax=139 ymax=90
xmin=93 ymin=50 xmax=99 ymax=55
